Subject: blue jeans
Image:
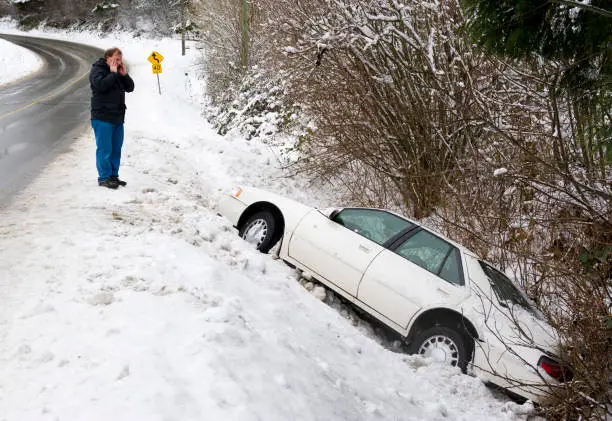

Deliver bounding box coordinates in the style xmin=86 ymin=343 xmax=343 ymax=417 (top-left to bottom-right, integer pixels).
xmin=91 ymin=120 xmax=124 ymax=183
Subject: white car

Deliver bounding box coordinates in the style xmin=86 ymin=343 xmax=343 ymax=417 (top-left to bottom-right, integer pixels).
xmin=218 ymin=186 xmax=571 ymax=402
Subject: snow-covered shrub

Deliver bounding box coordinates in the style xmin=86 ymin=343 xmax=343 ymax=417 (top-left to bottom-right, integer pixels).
xmin=91 ymin=2 xmax=119 ymax=15
xmin=262 ymin=0 xmax=481 ymax=218
xmin=207 ymin=70 xmax=302 ymax=144
xmin=195 ymin=0 xmax=307 ymax=145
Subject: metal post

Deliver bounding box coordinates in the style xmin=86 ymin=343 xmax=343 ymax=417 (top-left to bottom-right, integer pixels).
xmin=181 ymin=0 xmax=186 ymax=56
xmin=241 ymin=0 xmax=248 ymax=71
xmin=157 ymin=74 xmax=162 ymax=95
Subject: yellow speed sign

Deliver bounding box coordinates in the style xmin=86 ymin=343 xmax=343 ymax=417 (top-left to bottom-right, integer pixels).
xmin=152 ymin=63 xmax=163 ymax=74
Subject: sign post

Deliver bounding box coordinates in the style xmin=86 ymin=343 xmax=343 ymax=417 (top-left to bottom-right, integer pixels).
xmin=147 ymin=51 xmax=165 ymax=95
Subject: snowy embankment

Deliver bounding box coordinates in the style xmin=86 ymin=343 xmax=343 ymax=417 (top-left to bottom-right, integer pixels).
xmin=0 ymin=25 xmax=534 ymax=421
xmin=0 ymin=36 xmax=42 ymax=87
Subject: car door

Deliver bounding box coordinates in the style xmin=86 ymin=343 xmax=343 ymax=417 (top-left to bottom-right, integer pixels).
xmin=288 ymin=208 xmax=414 ymax=297
xmin=358 ymin=229 xmax=468 ymax=328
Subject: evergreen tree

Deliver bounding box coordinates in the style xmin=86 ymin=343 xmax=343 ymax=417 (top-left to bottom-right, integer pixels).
xmin=462 ymin=0 xmax=611 ymax=94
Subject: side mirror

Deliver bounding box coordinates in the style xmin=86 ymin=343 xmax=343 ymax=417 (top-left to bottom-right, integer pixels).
xmin=329 ymin=209 xmax=341 ymax=221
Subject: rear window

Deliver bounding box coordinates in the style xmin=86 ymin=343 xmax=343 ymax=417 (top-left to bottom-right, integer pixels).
xmin=479 ymin=261 xmax=536 ymax=314
xmin=395 ymin=230 xmax=464 ymax=286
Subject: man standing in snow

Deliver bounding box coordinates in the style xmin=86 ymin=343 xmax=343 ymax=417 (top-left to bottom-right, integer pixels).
xmin=90 ymin=47 xmax=135 ymax=189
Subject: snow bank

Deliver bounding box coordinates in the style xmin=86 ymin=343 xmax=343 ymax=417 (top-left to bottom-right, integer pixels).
xmin=0 ymin=37 xmax=43 ymax=87
xmin=0 ymin=24 xmax=536 ymax=420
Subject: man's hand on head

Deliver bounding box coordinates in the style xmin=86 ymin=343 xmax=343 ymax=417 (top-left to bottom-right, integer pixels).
xmin=118 ymin=64 xmax=127 ymax=76
xmin=109 ymin=57 xmax=119 ymax=73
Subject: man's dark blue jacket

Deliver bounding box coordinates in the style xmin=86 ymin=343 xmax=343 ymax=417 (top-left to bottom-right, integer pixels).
xmin=89 ymin=58 xmax=135 ymax=124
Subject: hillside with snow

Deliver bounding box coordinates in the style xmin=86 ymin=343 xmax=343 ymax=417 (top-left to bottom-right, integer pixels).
xmin=0 ymin=25 xmax=538 ymax=420
xmin=0 ymin=36 xmax=41 ymax=86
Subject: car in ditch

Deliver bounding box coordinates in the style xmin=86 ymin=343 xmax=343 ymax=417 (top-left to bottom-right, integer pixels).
xmin=218 ymin=186 xmax=572 ymax=402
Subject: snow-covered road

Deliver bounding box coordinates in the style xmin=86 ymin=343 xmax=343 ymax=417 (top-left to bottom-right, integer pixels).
xmin=0 ymin=26 xmax=535 ymax=421
xmin=0 ymin=34 xmax=100 ymax=204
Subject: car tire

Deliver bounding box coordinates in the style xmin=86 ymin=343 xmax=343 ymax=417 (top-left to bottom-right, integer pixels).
xmin=408 ymin=326 xmax=470 ymax=372
xmin=239 ymin=211 xmax=277 ymax=253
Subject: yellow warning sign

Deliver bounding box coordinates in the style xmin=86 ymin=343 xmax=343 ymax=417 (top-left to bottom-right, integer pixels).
xmin=152 ymin=63 xmax=163 ymax=74
xmin=148 ymin=51 xmax=165 ymax=65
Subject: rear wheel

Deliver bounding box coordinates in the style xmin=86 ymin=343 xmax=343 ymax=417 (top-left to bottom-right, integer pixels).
xmin=239 ymin=211 xmax=277 ymax=253
xmin=409 ymin=326 xmax=469 ymax=372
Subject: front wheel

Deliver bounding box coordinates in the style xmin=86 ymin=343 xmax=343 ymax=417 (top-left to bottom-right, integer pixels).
xmin=239 ymin=211 xmax=277 ymax=253
xmin=408 ymin=326 xmax=470 ymax=372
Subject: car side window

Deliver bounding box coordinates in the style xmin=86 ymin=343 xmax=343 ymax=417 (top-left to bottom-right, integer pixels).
xmin=438 ymin=248 xmax=463 ymax=286
xmin=395 ymin=230 xmax=464 ymax=286
xmin=333 ymin=208 xmax=414 ymax=246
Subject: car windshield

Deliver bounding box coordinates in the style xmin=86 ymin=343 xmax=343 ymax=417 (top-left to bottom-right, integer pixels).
xmin=479 ymin=261 xmax=537 ymax=315
xmin=334 ymin=208 xmax=415 ymax=245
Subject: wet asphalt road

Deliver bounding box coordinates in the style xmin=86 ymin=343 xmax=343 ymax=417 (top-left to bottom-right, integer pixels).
xmin=0 ymin=34 xmax=102 ymax=206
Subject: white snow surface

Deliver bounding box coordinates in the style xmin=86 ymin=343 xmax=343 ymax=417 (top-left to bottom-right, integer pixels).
xmin=0 ymin=25 xmax=536 ymax=420
xmin=0 ymin=37 xmax=42 ymax=87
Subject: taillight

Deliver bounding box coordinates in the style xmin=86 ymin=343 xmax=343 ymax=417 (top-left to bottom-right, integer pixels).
xmin=538 ymin=355 xmax=572 ymax=382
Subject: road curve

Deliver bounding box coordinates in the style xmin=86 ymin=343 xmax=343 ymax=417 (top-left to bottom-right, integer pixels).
xmin=0 ymin=35 xmax=102 ymax=206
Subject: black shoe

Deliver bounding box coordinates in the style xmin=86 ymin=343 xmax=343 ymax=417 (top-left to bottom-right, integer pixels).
xmin=110 ymin=176 xmax=127 ymax=187
xmin=99 ymin=178 xmax=119 ymax=189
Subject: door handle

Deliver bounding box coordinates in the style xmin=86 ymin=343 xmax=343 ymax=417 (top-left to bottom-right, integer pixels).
xmin=437 ymin=287 xmax=450 ymax=296
xmin=358 ymin=244 xmax=371 ymax=253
